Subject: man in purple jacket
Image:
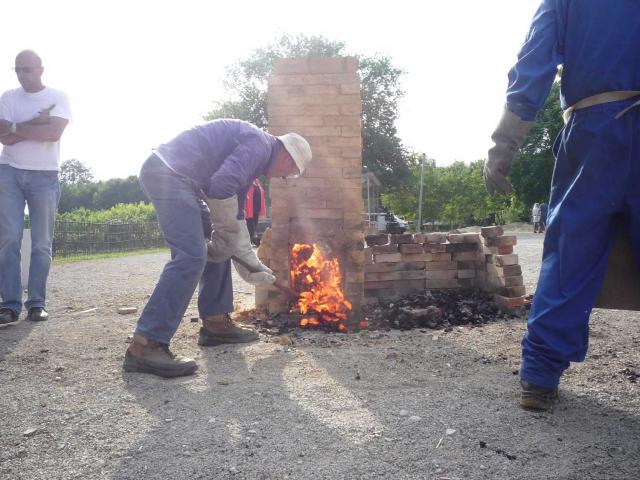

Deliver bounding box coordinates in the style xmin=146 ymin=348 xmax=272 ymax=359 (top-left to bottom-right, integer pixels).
xmin=123 ymin=119 xmax=312 ymax=378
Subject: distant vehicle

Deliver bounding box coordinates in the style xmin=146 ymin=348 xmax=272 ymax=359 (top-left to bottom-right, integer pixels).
xmin=366 ymin=212 xmax=408 ymax=234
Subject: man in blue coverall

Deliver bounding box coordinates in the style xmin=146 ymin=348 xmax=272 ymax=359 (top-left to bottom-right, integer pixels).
xmin=123 ymin=119 xmax=312 ymax=378
xmin=485 ymin=0 xmax=640 ymax=410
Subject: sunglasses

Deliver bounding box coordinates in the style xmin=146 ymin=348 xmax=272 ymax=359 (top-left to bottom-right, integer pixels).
xmin=13 ymin=66 xmax=40 ymax=73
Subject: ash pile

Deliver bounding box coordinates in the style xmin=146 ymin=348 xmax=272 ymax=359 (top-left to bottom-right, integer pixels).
xmin=363 ymin=289 xmax=524 ymax=332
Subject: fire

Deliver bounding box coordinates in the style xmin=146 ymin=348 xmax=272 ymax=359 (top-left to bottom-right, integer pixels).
xmin=290 ymin=243 xmax=352 ymax=331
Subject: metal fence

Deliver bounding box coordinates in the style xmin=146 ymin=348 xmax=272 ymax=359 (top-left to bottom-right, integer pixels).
xmin=53 ymin=221 xmax=164 ymax=257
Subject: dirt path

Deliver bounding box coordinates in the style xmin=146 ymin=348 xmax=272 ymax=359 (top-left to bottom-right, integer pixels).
xmin=1 ymin=234 xmax=639 ymax=479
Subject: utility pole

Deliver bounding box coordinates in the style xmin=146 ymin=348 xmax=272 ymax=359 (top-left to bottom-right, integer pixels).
xmin=417 ymin=154 xmax=425 ymax=232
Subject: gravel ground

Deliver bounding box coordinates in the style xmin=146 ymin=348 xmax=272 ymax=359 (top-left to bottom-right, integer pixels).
xmin=1 ymin=233 xmax=639 ymax=480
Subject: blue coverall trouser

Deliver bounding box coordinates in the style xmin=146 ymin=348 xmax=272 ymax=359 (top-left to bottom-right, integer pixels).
xmin=521 ymin=100 xmax=640 ymax=389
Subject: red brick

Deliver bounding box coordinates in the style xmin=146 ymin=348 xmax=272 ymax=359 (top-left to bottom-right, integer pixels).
xmin=365 ymin=234 xmax=390 ymax=246
xmin=272 ymin=58 xmax=310 ymax=75
xmin=304 ymin=166 xmax=342 ymax=178
xmin=364 ymin=280 xmax=396 ymax=290
xmin=430 ymin=253 xmax=453 ymax=262
xmin=485 ymin=235 xmax=518 ymax=247
xmin=390 ymin=234 xmax=415 ymax=244
xmin=447 ymin=234 xmax=466 ymax=243
xmin=302 ymin=85 xmax=340 ymax=95
xmin=501 ymin=265 xmax=523 ymax=277
xmin=425 ymin=233 xmax=447 ymax=243
xmin=372 ymin=245 xmax=399 ymax=254
xmin=499 ymin=285 xmax=527 ymax=297
xmin=341 ymin=125 xmax=361 ymax=137
xmin=495 ymin=254 xmax=519 ymax=266
xmin=342 ymin=167 xmax=362 ymax=178
xmin=453 ymin=252 xmax=481 ymax=262
xmin=300 ymin=208 xmax=343 ymax=220
xmin=425 ymin=261 xmax=457 ymax=271
xmin=399 ymin=244 xmax=424 ymax=254
xmin=423 ymin=243 xmax=448 ymax=253
xmin=497 ymin=245 xmax=514 ymax=255
xmin=401 ymin=253 xmax=434 ymax=262
xmin=427 ymin=278 xmax=460 ymax=289
xmin=374 ymin=253 xmax=402 ymax=263
xmin=481 ymin=225 xmax=504 ymax=238
xmin=340 ymin=82 xmax=361 ymax=95
xmin=301 ymin=126 xmax=342 ymax=137
xmin=426 ymin=270 xmax=457 ymax=280
xmin=308 ymin=57 xmax=351 ymax=74
xmin=394 ymin=270 xmax=427 ymax=280
xmin=446 ymin=243 xmax=480 ymax=253
xmin=365 ymin=272 xmax=396 ymax=282
xmin=340 ymin=104 xmax=362 ymax=115
xmin=501 ymin=275 xmax=524 ymax=287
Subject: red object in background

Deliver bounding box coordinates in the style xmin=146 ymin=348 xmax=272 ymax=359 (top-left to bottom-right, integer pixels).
xmin=245 ymin=179 xmax=266 ymax=219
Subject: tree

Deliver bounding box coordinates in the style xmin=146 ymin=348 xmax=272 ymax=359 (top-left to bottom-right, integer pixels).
xmin=205 ymin=34 xmax=410 ymax=188
xmin=509 ymin=81 xmax=563 ymax=212
xmin=59 ymin=159 xmax=94 ymax=185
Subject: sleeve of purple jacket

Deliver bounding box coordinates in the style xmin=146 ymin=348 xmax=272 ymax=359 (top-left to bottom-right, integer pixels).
xmin=205 ymin=137 xmax=270 ymax=202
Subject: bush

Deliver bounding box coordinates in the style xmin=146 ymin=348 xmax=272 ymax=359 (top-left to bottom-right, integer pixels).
xmin=56 ymin=202 xmax=157 ymax=223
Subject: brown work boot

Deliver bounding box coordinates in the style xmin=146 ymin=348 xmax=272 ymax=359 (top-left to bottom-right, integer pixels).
xmin=198 ymin=314 xmax=259 ymax=346
xmin=520 ymin=380 xmax=558 ymax=411
xmin=123 ymin=334 xmax=197 ymax=378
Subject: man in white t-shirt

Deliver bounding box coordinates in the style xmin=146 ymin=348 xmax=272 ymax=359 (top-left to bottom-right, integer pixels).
xmin=0 ymin=50 xmax=71 ymax=324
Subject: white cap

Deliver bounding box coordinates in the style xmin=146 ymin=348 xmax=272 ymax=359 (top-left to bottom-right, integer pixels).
xmin=277 ymin=133 xmax=312 ymax=175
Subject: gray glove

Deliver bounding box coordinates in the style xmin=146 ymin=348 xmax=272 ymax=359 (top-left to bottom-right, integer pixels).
xmin=232 ymin=259 xmax=276 ymax=286
xmin=205 ymin=195 xmax=269 ymax=276
xmin=484 ymin=107 xmax=533 ymax=195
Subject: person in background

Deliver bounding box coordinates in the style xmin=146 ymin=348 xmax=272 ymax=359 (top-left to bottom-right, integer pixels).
xmin=245 ymin=178 xmax=265 ymax=246
xmin=123 ymin=119 xmax=312 ymax=378
xmin=532 ymin=202 xmax=542 ymax=233
xmin=0 ymin=50 xmax=71 ymax=325
xmin=484 ymin=0 xmax=640 ymax=411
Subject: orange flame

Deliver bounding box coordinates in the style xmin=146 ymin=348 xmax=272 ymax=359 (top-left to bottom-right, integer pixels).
xmin=290 ymin=243 xmax=352 ymax=331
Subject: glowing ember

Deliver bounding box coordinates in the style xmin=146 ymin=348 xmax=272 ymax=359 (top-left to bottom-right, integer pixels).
xmin=290 ymin=243 xmax=352 ymax=331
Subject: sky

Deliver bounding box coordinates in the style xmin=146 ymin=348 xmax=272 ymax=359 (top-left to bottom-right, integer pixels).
xmin=0 ymin=0 xmax=542 ymax=180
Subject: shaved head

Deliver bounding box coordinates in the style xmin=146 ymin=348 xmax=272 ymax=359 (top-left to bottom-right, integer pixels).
xmin=14 ymin=50 xmax=44 ymax=92
xmin=16 ymin=50 xmax=42 ymax=67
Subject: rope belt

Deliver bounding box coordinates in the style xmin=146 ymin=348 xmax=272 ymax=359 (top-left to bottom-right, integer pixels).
xmin=563 ymin=90 xmax=640 ymax=124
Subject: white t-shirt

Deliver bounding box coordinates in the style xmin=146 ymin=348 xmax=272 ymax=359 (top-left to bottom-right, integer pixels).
xmin=0 ymin=86 xmax=72 ymax=171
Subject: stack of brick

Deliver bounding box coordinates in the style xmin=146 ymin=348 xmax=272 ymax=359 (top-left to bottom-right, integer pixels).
xmin=478 ymin=226 xmax=527 ymax=309
xmin=364 ymin=232 xmax=483 ymax=299
xmin=363 ymin=227 xmax=527 ymax=310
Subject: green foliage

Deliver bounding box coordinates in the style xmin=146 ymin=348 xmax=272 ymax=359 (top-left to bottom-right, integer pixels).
xmin=59 ymin=159 xmax=94 ymax=185
xmin=58 ymin=175 xmax=147 ymax=213
xmin=57 ymin=202 xmax=156 ymax=223
xmin=204 ymin=34 xmax=410 ymax=189
xmin=383 ymin=158 xmax=491 ymax=229
xmin=509 ymin=81 xmax=562 ymax=211
xmin=383 ymin=81 xmax=562 ymax=229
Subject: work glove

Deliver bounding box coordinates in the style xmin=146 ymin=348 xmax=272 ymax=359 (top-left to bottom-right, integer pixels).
xmin=232 ymin=258 xmax=276 ymax=286
xmin=205 ymin=195 xmax=273 ymax=284
xmin=484 ymin=107 xmax=533 ymax=195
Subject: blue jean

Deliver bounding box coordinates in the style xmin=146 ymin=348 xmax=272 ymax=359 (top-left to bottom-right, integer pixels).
xmin=0 ymin=164 xmax=60 ymax=313
xmin=136 ymin=155 xmax=233 ymax=344
xmin=521 ymin=100 xmax=640 ymax=389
